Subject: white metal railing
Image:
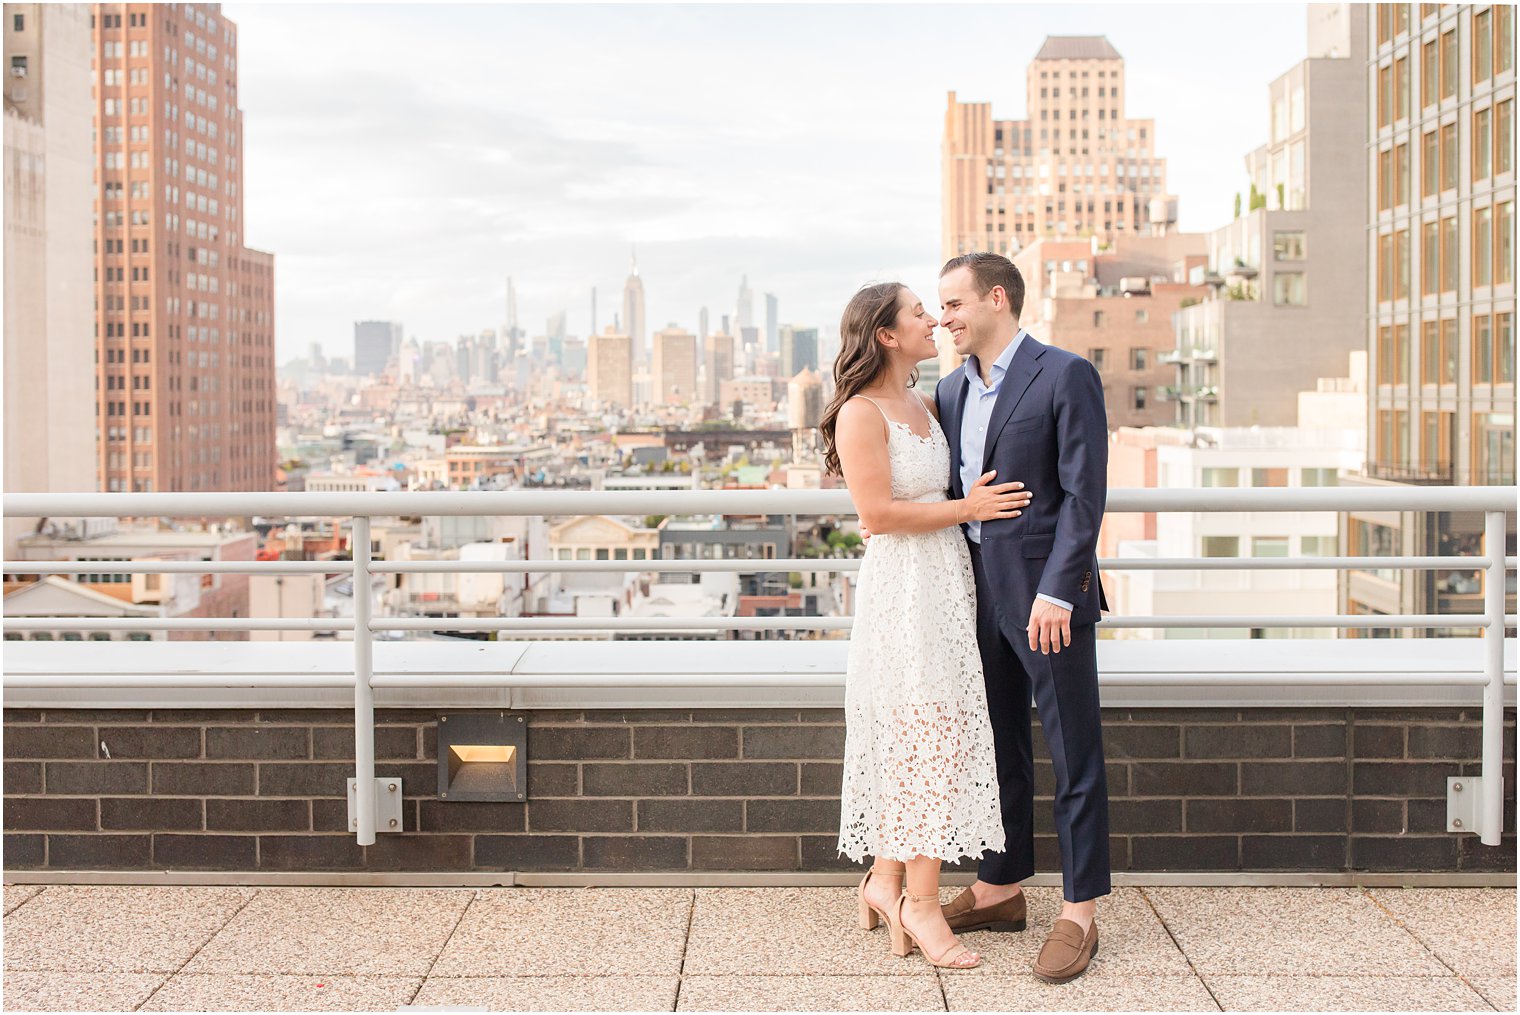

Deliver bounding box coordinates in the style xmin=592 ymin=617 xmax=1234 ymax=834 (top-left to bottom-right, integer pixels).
xmin=3 ymin=487 xmax=1515 ymax=847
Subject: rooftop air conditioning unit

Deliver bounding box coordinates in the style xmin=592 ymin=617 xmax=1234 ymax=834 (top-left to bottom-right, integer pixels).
xmin=1118 ymin=276 xmax=1151 ymax=296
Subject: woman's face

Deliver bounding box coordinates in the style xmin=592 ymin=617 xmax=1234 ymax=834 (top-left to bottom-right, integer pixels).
xmin=882 ymin=288 xmax=939 ymax=364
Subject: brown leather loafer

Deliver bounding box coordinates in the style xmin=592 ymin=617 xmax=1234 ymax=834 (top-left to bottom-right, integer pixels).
xmin=1032 ymin=918 xmax=1099 ymax=983
xmin=940 ymin=887 xmax=1027 ymax=933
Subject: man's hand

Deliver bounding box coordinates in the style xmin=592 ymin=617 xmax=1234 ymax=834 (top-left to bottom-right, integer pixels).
xmin=1027 ymin=598 xmax=1072 ymax=655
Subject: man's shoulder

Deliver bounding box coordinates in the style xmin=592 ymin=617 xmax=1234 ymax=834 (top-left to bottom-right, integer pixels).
xmin=1030 ymin=340 xmax=1098 ymax=378
xmin=934 ymin=366 xmax=968 ymax=398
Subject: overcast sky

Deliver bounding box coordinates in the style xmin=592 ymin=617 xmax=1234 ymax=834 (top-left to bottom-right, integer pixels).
xmin=225 ymin=3 xmax=1312 ymax=362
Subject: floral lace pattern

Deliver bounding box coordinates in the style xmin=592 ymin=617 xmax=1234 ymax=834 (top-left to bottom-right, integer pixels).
xmin=837 ymin=401 xmax=1006 ymax=863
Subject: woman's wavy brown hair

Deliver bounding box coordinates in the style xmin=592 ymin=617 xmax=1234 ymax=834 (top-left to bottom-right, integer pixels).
xmin=819 ymin=282 xmax=915 ymax=476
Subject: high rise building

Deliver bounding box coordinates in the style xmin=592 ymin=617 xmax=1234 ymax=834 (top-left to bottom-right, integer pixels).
xmin=703 ymin=332 xmax=735 ymax=407
xmin=621 ymin=251 xmax=645 ymax=364
xmin=1364 ymin=2 xmax=1514 ymax=484
xmin=1344 ymin=1 xmax=1515 ymax=639
xmin=90 ymin=3 xmax=276 ymax=493
xmin=652 ymin=326 xmax=698 ymax=405
xmin=943 ymin=36 xmax=1169 ymax=262
xmin=764 ymin=292 xmax=779 ymax=353
xmin=787 ymin=367 xmax=824 ymax=462
xmin=4 ymin=4 xmax=96 ymax=554
xmin=698 ymin=305 xmax=709 ymax=340
xmin=587 ymin=329 xmax=633 ymax=408
xmin=779 ymin=325 xmax=819 ymax=378
xmin=736 ymin=274 xmax=754 ymax=332
xmin=504 ymin=276 xmax=523 ymax=359
xmin=354 ymin=320 xmax=401 ymax=377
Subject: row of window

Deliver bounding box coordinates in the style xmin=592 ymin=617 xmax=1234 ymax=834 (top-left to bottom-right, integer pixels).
xmin=1200 ymin=468 xmax=1341 ymax=487
xmin=1377 ymin=313 xmax=1515 ymax=385
xmin=1374 ymin=408 xmax=1514 ymax=483
xmin=1375 ymin=100 xmax=1514 ymax=211
xmin=1377 ymin=201 xmax=1514 ymax=300
xmin=1201 ymin=535 xmax=1339 ymax=558
xmin=1375 ymin=6 xmax=1513 ymax=128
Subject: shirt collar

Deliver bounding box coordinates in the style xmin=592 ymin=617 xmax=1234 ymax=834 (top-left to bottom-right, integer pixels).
xmin=967 ymin=329 xmax=1027 ymax=391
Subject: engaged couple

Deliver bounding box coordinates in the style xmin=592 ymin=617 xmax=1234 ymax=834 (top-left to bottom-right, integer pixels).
xmin=821 ymin=252 xmax=1111 ymax=980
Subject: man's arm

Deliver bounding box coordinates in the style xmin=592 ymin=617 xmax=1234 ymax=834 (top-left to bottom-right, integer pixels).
xmin=1037 ymin=357 xmax=1108 ymax=607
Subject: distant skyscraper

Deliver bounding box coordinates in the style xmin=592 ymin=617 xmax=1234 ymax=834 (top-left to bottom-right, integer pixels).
xmin=788 ymin=367 xmax=825 ymax=462
xmin=546 ymin=310 xmax=568 ymax=343
xmin=652 ymin=327 xmax=698 ymax=405
xmin=736 ymin=275 xmax=755 ymax=331
xmin=779 ymin=326 xmax=819 ymax=377
xmin=588 ymin=329 xmax=634 ymax=407
xmin=764 ymin=293 xmax=779 ymax=353
xmin=505 ymin=276 xmax=523 ymax=358
xmin=943 ymin=36 xmax=1169 ymax=261
xmin=590 ymin=286 xmax=598 ymax=334
xmin=90 ymin=3 xmax=276 ymax=493
xmin=621 ymin=250 xmax=646 ymax=364
xmin=703 ymin=332 xmax=735 ymax=406
xmin=355 ymin=321 xmax=403 ymax=377
xmin=699 ymin=306 xmax=710 ymax=340
xmin=4 ymin=3 xmax=95 ymax=553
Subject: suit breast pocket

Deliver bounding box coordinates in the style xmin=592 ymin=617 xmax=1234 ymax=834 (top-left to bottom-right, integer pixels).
xmin=1001 ymin=415 xmax=1044 ymax=439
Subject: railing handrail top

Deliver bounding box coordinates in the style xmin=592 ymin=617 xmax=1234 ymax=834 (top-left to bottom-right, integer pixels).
xmin=4 ymin=486 xmax=1516 ymax=517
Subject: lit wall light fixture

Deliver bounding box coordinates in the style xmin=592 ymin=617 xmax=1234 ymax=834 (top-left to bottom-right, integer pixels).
xmin=436 ymin=712 xmax=528 ymax=802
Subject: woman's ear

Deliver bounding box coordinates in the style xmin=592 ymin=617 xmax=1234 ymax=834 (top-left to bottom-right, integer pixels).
xmin=875 ymin=325 xmax=897 ymax=349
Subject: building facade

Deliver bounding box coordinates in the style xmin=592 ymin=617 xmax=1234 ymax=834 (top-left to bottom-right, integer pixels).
xmin=652 ymin=326 xmax=698 ymax=405
xmin=353 ymin=320 xmax=401 ymax=378
xmin=4 ymin=4 xmax=96 ymax=556
xmin=620 ymin=254 xmax=645 ymax=366
xmin=91 ymin=2 xmax=276 ymax=493
xmin=942 ymin=35 xmax=1169 ymax=262
xmin=587 ymin=330 xmax=633 ymax=408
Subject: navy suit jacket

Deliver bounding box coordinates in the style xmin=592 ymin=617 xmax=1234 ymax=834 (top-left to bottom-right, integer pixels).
xmin=935 ymin=335 xmax=1111 ymax=627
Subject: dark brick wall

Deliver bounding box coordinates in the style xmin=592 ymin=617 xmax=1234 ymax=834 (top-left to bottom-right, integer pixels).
xmin=2 ymin=706 xmax=1513 ymax=873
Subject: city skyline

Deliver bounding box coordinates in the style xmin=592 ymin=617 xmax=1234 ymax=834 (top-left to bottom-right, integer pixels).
xmin=224 ymin=3 xmax=1310 ymax=359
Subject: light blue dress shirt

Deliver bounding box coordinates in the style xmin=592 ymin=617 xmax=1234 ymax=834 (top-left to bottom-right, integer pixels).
xmin=959 ymin=329 xmax=1074 ymax=613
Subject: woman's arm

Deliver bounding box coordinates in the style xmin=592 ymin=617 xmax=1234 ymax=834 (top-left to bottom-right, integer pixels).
xmin=836 ymin=398 xmax=1026 ymax=536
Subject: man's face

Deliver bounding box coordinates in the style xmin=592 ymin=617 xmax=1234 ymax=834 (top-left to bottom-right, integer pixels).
xmin=938 ymin=266 xmax=999 ymax=358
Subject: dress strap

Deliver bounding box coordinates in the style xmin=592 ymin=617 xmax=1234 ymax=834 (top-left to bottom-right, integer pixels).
xmin=851 ymin=395 xmax=895 ymax=425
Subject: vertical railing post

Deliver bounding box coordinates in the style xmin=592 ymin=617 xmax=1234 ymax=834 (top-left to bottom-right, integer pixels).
xmin=353 ymin=515 xmax=376 ymax=846
xmin=1480 ymin=509 xmax=1505 ymax=846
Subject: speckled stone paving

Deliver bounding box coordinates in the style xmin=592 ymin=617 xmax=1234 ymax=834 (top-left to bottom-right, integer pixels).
xmin=2 ymin=884 xmax=1512 ymax=1011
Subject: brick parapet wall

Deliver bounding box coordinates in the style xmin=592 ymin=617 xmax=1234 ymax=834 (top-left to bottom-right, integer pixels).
xmin=2 ymin=707 xmax=1514 ymax=873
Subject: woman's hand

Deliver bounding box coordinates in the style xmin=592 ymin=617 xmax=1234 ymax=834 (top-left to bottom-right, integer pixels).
xmin=959 ymin=470 xmax=1032 ymax=523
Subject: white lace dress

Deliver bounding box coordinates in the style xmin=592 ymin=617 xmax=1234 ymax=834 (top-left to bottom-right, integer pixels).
xmin=837 ymin=396 xmax=1006 ymax=863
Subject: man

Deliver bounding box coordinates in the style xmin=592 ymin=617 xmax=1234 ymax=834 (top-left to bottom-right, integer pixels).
xmin=934 ymin=252 xmax=1111 ymax=983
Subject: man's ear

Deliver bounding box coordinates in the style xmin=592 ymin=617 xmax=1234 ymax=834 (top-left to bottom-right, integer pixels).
xmin=989 ymin=285 xmax=1007 ymax=311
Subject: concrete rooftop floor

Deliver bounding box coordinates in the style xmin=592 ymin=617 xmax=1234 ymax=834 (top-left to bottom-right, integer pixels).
xmin=1 ymin=883 xmax=1514 ymax=1012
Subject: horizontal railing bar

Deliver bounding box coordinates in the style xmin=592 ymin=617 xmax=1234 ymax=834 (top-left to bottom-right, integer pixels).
xmin=4 ymin=486 xmax=1516 ymax=517
xmin=2 ymin=674 xmax=358 ymax=688
xmin=1097 ymin=614 xmax=1479 ymax=628
xmin=370 ymin=559 xmax=861 ymax=574
xmin=3 ymin=560 xmax=354 ymax=575
xmin=1104 ymin=556 xmax=1500 ymax=571
xmin=1 ymin=618 xmax=354 ymax=632
xmin=371 ymin=617 xmax=853 ymax=632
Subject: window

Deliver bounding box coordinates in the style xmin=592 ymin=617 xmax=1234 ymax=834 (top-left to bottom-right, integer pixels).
xmin=1202 ymin=536 xmax=1239 ymax=558
xmin=1474 ymin=8 xmax=1492 ymax=84
xmin=1377 ymin=233 xmax=1393 ymax=302
xmin=1093 ymin=311 xmax=1105 ymax=326
xmin=1274 ymin=231 xmax=1306 ymax=260
xmin=1440 ymin=29 xmax=1457 ymax=99
xmin=1301 ymin=467 xmax=1338 ymax=488
xmin=1473 ymin=206 xmax=1492 ymax=287
xmin=1440 ymin=216 xmax=1458 ymax=292
xmin=1274 ymin=271 xmax=1307 ymax=306
xmin=1474 ymin=107 xmax=1492 ymax=181
xmin=1252 ymin=537 xmax=1290 ymax=558
xmin=1201 ymin=468 xmax=1239 ymax=488
xmin=1421 ymin=320 xmax=1440 ymax=383
xmin=1497 ymin=313 xmax=1514 ymax=384
xmin=1440 ymin=122 xmax=1457 ymax=190
xmin=1474 ymin=314 xmax=1493 ymax=384
xmin=1252 ymin=468 xmax=1288 ymax=487
xmin=1498 ymin=100 xmax=1513 ymax=177
xmin=1088 ymin=348 xmax=1107 ymax=370
xmin=12 ymin=13 xmax=21 ymax=30
xmin=1378 ymin=326 xmax=1395 ymax=384
xmin=1422 ymin=220 xmax=1439 ymax=294
xmin=1131 ymin=386 xmax=1146 ymax=411
xmin=1135 ymin=309 xmax=1148 ymax=323
xmin=1393 ymin=230 xmax=1409 ymax=300
xmin=1394 ymin=324 xmax=1410 ymax=384
xmin=1421 ymin=130 xmax=1438 ymax=197
xmin=1394 ymin=55 xmax=1410 ymax=120
xmin=1421 ymin=39 xmax=1438 ymax=108
xmin=1439 ymin=318 xmax=1458 ymax=383
xmin=1129 ymin=348 xmax=1149 ymax=370
xmin=1499 ymin=4 xmax=1515 ymax=76
xmin=1496 ymin=202 xmax=1513 ymax=286
xmin=1301 ymin=535 xmax=1337 ymax=556
xmin=1377 ymin=64 xmax=1393 ymax=127
xmin=1395 ymin=142 xmax=1410 ymax=206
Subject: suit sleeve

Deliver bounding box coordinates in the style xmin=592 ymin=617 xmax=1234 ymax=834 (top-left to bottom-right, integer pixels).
xmin=1038 ymin=358 xmax=1107 ymax=606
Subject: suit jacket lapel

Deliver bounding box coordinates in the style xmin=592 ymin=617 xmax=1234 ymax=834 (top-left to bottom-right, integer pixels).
xmin=982 ymin=337 xmax=1045 ymax=472
xmin=946 ymin=367 xmax=970 ymax=497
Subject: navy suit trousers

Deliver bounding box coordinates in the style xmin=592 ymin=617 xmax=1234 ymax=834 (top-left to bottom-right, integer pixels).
xmin=968 ymin=540 xmax=1112 ymax=903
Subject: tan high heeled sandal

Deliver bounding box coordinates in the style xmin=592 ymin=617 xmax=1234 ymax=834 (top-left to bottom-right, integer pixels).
xmin=856 ymin=864 xmax=904 ymax=931
xmin=888 ymin=891 xmax=982 ymax=969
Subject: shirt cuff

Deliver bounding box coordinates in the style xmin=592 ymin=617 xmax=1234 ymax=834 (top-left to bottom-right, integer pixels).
xmin=1036 ymin=593 xmax=1074 ymax=612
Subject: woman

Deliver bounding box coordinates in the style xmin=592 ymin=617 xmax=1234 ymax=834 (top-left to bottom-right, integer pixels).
xmin=820 ymin=282 xmax=1030 ymax=970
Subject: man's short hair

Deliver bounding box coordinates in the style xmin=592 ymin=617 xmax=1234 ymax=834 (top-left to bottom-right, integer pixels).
xmin=941 ymin=252 xmax=1025 ymax=319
